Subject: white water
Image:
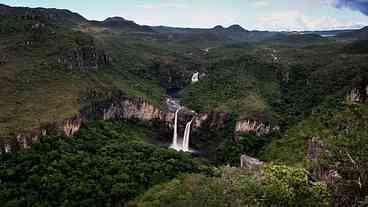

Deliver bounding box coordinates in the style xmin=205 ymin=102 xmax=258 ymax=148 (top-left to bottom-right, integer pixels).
xmin=182 ymin=119 xmax=194 ymax=152
xmin=191 ymin=72 xmax=199 ymax=83
xmin=170 ymin=108 xmax=194 ymax=152
xmin=171 ymin=108 xmax=181 ymax=150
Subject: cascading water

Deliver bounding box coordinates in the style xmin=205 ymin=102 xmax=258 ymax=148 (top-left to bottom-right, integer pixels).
xmin=191 ymin=72 xmax=199 ymax=83
xmin=171 ymin=108 xmax=181 ymax=150
xmin=182 ymin=119 xmax=194 ymax=152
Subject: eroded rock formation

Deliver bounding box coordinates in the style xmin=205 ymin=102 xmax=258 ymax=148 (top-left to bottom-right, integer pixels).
xmin=193 ymin=112 xmax=230 ymax=130
xmin=0 ymin=93 xmax=175 ymax=153
xmin=235 ymin=119 xmax=278 ymax=136
xmin=306 ymin=137 xmax=340 ymax=184
xmin=240 ymin=154 xmax=264 ymax=170
xmin=347 ymin=82 xmax=368 ymax=104
xmin=63 ymin=116 xmax=83 ymax=137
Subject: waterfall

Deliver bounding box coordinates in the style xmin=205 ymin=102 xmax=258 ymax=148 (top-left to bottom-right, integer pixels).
xmin=182 ymin=119 xmax=193 ymax=152
xmin=171 ymin=108 xmax=181 ymax=149
xmin=191 ymin=72 xmax=199 ymax=83
xmin=170 ymin=107 xmax=194 ymax=152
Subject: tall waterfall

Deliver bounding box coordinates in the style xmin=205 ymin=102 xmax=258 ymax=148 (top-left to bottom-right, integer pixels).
xmin=171 ymin=108 xmax=181 ymax=150
xmin=182 ymin=119 xmax=193 ymax=152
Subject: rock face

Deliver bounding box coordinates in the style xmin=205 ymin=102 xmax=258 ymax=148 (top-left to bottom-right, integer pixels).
xmin=235 ymin=119 xmax=278 ymax=136
xmin=0 ymin=128 xmax=46 ymax=153
xmin=240 ymin=154 xmax=264 ymax=170
xmin=0 ymin=93 xmax=175 ymax=153
xmin=347 ymin=84 xmax=368 ymax=104
xmin=99 ymin=99 xmax=169 ymax=122
xmin=193 ymin=112 xmax=230 ymax=130
xmin=63 ymin=116 xmax=83 ymax=137
xmin=306 ymin=137 xmax=340 ymax=184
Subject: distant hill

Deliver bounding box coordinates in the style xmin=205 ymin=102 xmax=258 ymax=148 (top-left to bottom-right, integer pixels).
xmin=301 ymin=29 xmax=355 ymax=37
xmin=0 ymin=3 xmax=86 ymax=25
xmin=265 ymin=33 xmax=326 ymax=46
xmin=337 ymin=26 xmax=368 ymax=40
xmin=87 ymin=16 xmax=154 ymax=33
xmin=152 ymin=25 xmax=278 ymax=42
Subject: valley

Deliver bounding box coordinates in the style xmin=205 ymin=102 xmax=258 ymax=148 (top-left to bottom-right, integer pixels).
xmin=1 ymin=3 xmax=368 ymax=207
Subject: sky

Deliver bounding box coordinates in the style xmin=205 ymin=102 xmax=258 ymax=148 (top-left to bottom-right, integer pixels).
xmin=2 ymin=0 xmax=368 ymax=31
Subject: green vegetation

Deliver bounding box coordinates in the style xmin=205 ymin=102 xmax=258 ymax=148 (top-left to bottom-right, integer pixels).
xmin=182 ymin=53 xmax=281 ymax=122
xmin=262 ymin=103 xmax=368 ymax=205
xmin=0 ymin=121 xmax=210 ymax=206
xmin=2 ymin=4 xmax=368 ymax=207
xmin=132 ymin=165 xmax=330 ymax=207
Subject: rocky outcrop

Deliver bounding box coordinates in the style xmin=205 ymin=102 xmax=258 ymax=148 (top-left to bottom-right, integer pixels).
xmin=63 ymin=116 xmax=83 ymax=137
xmin=193 ymin=112 xmax=230 ymax=130
xmin=240 ymin=154 xmax=264 ymax=170
xmin=58 ymin=47 xmax=111 ymax=70
xmin=0 ymin=127 xmax=47 ymax=153
xmin=0 ymin=93 xmax=175 ymax=153
xmin=306 ymin=137 xmax=340 ymax=184
xmin=235 ymin=119 xmax=278 ymax=136
xmin=347 ymin=85 xmax=368 ymax=104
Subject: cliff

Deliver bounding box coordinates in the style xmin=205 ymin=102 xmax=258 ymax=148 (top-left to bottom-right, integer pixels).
xmin=0 ymin=93 xmax=174 ymax=153
xmin=235 ymin=119 xmax=279 ymax=136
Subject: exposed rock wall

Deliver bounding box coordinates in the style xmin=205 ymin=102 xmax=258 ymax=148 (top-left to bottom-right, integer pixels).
xmin=0 ymin=94 xmax=174 ymax=153
xmin=240 ymin=154 xmax=264 ymax=170
xmin=306 ymin=137 xmax=340 ymax=184
xmin=348 ymin=85 xmax=368 ymax=104
xmin=193 ymin=112 xmax=230 ymax=130
xmin=63 ymin=116 xmax=83 ymax=137
xmin=347 ymin=80 xmax=368 ymax=104
xmin=235 ymin=119 xmax=278 ymax=136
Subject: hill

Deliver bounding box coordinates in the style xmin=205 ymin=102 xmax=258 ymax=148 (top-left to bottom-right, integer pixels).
xmin=0 ymin=3 xmax=368 ymax=206
xmin=337 ymin=26 xmax=368 ymax=40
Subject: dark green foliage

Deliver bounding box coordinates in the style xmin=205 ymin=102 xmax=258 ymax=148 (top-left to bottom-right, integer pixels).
xmin=132 ymin=165 xmax=330 ymax=207
xmin=0 ymin=121 xmax=209 ymax=206
xmin=262 ymin=103 xmax=368 ymax=206
xmin=343 ymin=40 xmax=368 ymax=54
xmin=182 ymin=54 xmax=280 ymax=121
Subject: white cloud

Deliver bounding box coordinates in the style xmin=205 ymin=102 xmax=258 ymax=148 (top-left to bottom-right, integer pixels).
xmin=257 ymin=10 xmax=364 ymax=30
xmin=131 ymin=2 xmax=239 ymax=28
xmin=138 ymin=2 xmax=188 ymax=10
xmin=253 ymin=1 xmax=270 ymax=8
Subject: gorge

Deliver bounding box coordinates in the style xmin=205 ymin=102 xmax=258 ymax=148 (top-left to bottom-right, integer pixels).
xmin=1 ymin=3 xmax=368 ymax=207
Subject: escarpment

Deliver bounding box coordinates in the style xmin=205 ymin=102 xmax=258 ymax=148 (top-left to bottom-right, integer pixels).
xmin=0 ymin=93 xmax=175 ymax=153
xmin=235 ymin=119 xmax=279 ymax=136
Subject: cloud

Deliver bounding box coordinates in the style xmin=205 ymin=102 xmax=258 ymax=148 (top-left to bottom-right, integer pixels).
xmin=253 ymin=1 xmax=270 ymax=8
xmin=326 ymin=0 xmax=368 ymax=15
xmin=138 ymin=2 xmax=188 ymax=10
xmin=257 ymin=10 xmax=364 ymax=30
